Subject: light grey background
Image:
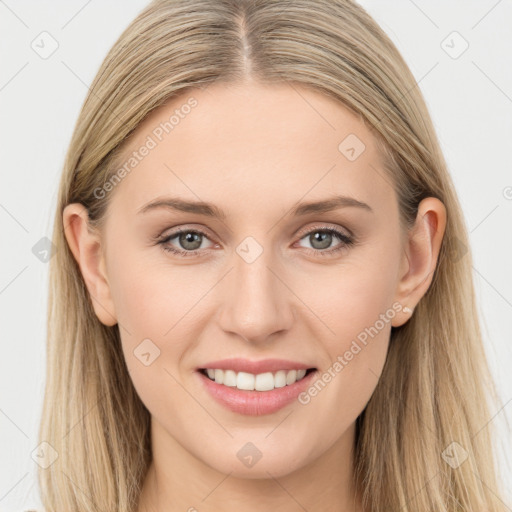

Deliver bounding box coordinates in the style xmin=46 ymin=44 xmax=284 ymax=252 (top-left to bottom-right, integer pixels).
xmin=1 ymin=1 xmax=511 ymax=510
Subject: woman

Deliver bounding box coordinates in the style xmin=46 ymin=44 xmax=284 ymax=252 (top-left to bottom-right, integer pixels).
xmin=37 ymin=0 xmax=509 ymax=510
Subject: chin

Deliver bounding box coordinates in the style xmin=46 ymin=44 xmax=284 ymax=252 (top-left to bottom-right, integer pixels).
xmin=203 ymin=450 xmax=311 ymax=480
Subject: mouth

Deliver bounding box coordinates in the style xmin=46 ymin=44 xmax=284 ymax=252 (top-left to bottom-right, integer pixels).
xmin=195 ymin=365 xmax=319 ymax=416
xmin=197 ymin=367 xmax=317 ymax=392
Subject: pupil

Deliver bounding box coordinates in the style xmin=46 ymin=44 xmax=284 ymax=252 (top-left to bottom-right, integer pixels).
xmin=311 ymin=231 xmax=331 ymax=250
xmin=180 ymin=232 xmax=202 ymax=250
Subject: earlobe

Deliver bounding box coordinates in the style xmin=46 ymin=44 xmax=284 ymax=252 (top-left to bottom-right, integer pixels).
xmin=62 ymin=203 xmax=118 ymax=326
xmin=391 ymin=197 xmax=447 ymax=327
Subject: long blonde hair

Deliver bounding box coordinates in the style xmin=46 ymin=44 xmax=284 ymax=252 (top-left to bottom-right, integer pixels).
xmin=39 ymin=0 xmax=509 ymax=510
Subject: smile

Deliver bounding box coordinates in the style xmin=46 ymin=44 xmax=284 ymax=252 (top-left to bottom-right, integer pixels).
xmin=200 ymin=368 xmax=315 ymax=391
xmin=196 ymin=366 xmax=319 ymax=416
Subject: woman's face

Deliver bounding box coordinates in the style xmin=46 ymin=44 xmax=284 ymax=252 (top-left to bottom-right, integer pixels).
xmin=67 ymin=82 xmax=443 ymax=480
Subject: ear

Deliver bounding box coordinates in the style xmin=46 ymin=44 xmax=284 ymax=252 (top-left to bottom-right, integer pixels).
xmin=391 ymin=197 xmax=447 ymax=327
xmin=62 ymin=203 xmax=118 ymax=326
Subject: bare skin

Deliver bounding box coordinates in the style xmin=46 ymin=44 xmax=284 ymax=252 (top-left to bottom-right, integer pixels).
xmin=63 ymin=81 xmax=446 ymax=512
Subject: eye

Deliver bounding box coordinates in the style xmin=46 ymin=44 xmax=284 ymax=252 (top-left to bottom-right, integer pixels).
xmin=157 ymin=228 xmax=216 ymax=257
xmin=296 ymin=226 xmax=355 ymax=257
xmin=155 ymin=225 xmax=355 ymax=258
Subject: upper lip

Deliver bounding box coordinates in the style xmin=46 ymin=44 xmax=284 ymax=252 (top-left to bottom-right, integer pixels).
xmin=198 ymin=358 xmax=316 ymax=374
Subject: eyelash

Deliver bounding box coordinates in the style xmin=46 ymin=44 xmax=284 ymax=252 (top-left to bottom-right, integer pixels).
xmin=155 ymin=225 xmax=355 ymax=258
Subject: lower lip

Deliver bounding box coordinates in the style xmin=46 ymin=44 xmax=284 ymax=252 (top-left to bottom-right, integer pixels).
xmin=196 ymin=369 xmax=318 ymax=416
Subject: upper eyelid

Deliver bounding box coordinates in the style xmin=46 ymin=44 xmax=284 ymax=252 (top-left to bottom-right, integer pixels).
xmin=159 ymin=226 xmax=215 ymax=243
xmin=295 ymin=223 xmax=352 ymax=239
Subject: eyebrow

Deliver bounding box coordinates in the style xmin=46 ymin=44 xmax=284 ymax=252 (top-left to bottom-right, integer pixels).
xmin=136 ymin=194 xmax=373 ymax=218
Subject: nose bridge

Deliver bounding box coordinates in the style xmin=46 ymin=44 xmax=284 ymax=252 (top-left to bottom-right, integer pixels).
xmin=218 ymin=239 xmax=293 ymax=342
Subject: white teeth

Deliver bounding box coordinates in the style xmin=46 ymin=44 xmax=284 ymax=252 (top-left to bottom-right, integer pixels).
xmin=274 ymin=370 xmax=287 ymax=388
xmin=203 ymin=368 xmax=311 ymax=391
xmin=286 ymin=369 xmax=297 ymax=385
xmin=255 ymin=372 xmax=274 ymax=391
xmin=237 ymin=371 xmax=255 ymax=390
xmin=223 ymin=369 xmax=237 ymax=387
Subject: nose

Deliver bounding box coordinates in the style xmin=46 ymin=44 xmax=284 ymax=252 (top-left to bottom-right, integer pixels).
xmin=216 ymin=248 xmax=294 ymax=345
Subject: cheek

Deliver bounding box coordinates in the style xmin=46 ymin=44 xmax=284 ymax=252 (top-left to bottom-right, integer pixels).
xmin=304 ymin=265 xmax=393 ymax=391
xmin=107 ymin=248 xmax=213 ymax=382
xmin=107 ymin=242 xmax=195 ymax=335
xmin=299 ymin=243 xmax=401 ymax=348
xmin=109 ymin=260 xmax=201 ymax=425
xmin=294 ymin=241 xmax=401 ymax=416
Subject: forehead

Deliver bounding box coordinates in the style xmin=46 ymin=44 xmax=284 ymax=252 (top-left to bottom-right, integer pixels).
xmin=108 ymin=82 xmax=395 ymax=218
